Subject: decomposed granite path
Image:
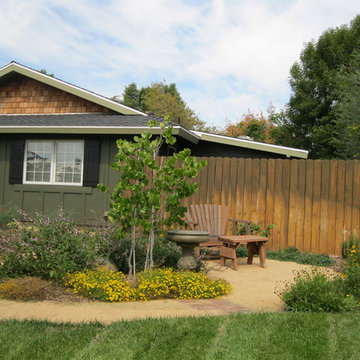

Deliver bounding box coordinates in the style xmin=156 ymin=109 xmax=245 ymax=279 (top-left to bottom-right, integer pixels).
xmin=0 ymin=259 xmax=317 ymax=324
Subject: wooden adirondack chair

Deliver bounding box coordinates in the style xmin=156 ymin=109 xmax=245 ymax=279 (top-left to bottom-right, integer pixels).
xmin=184 ymin=204 xmax=252 ymax=249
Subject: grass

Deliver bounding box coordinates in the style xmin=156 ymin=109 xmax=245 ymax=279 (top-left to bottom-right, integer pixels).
xmin=1 ymin=313 xmax=360 ymax=359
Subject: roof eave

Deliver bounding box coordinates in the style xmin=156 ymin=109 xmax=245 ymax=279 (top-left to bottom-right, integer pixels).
xmin=194 ymin=132 xmax=308 ymax=159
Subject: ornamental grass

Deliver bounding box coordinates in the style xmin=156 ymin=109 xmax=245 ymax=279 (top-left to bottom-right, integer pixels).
xmin=63 ymin=267 xmax=231 ymax=302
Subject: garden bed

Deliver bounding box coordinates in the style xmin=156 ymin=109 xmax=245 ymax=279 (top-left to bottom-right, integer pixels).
xmin=0 ymin=259 xmax=330 ymax=323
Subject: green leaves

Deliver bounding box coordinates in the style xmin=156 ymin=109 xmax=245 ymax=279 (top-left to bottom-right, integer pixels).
xmin=284 ymin=15 xmax=360 ymax=158
xmin=98 ymin=120 xmax=207 ymax=274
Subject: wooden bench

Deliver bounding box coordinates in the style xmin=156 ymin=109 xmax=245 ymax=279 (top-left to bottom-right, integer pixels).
xmin=219 ymin=235 xmax=268 ymax=270
xmin=185 ymin=204 xmax=251 ymax=251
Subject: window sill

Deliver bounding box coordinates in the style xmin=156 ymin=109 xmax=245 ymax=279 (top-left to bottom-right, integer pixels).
xmin=13 ymin=184 xmax=93 ymax=194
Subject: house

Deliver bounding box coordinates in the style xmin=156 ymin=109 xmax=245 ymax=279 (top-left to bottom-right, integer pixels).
xmin=0 ymin=62 xmax=308 ymax=222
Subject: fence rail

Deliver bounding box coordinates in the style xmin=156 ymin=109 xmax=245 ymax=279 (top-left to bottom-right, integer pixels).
xmin=182 ymin=158 xmax=360 ymax=256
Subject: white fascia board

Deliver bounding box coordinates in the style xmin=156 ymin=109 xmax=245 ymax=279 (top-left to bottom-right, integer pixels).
xmin=0 ymin=62 xmax=146 ymax=116
xmin=0 ymin=125 xmax=200 ymax=144
xmin=191 ymin=131 xmax=309 ymax=159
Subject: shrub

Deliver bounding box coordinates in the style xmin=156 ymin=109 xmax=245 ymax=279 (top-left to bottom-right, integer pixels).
xmin=276 ymin=267 xmax=358 ymax=312
xmin=63 ymin=267 xmax=231 ymax=302
xmin=0 ymin=208 xmax=108 ymax=280
xmin=267 ymin=247 xmax=335 ymax=267
xmin=109 ymin=235 xmax=181 ymax=273
xmin=0 ymin=277 xmax=50 ymax=301
xmin=235 ymin=222 xmax=275 ymax=237
xmin=0 ymin=205 xmax=18 ymax=230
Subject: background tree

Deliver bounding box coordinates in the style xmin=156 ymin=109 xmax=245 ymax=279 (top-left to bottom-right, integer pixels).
xmin=39 ymin=69 xmax=54 ymax=77
xmin=280 ymin=15 xmax=360 ymax=158
xmin=332 ymin=50 xmax=360 ymax=158
xmin=122 ymin=81 xmax=206 ymax=130
xmin=123 ymin=82 xmax=140 ymax=109
xmin=221 ymin=108 xmax=284 ymax=144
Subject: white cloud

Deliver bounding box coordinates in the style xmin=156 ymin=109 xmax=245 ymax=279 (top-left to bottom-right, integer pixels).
xmin=0 ymin=0 xmax=359 ymax=126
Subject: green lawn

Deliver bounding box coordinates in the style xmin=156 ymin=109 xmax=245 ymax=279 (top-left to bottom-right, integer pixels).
xmin=1 ymin=312 xmax=360 ymax=360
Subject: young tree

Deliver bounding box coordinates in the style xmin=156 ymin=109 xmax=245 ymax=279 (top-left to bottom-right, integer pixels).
xmin=98 ymin=120 xmax=206 ymax=277
xmin=282 ymin=15 xmax=360 ymax=158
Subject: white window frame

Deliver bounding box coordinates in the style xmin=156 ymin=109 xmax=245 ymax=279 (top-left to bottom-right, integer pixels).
xmin=23 ymin=140 xmax=84 ymax=186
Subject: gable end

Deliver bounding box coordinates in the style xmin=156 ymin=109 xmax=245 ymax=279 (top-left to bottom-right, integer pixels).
xmin=0 ymin=74 xmax=114 ymax=114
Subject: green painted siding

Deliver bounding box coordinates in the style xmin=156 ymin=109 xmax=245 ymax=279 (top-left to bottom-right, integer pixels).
xmin=0 ymin=133 xmax=293 ymax=223
xmin=0 ymin=135 xmax=120 ymax=223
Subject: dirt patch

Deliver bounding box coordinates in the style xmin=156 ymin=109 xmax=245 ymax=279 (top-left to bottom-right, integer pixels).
xmin=0 ymin=259 xmax=335 ymax=324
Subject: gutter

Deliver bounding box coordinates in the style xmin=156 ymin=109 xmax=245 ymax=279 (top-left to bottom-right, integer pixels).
xmin=0 ymin=125 xmax=200 ymax=144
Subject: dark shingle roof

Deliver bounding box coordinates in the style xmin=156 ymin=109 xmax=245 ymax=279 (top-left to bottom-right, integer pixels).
xmin=0 ymin=113 xmax=173 ymax=127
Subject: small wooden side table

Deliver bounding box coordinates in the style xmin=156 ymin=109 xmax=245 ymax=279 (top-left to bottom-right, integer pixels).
xmin=218 ymin=235 xmax=268 ymax=270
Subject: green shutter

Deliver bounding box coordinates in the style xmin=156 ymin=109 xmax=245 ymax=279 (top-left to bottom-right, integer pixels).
xmin=9 ymin=139 xmax=25 ymax=184
xmin=83 ymin=139 xmax=100 ymax=187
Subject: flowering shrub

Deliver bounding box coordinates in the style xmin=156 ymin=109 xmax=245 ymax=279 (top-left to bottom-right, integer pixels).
xmin=63 ymin=268 xmax=137 ymax=302
xmin=0 ymin=208 xmax=116 ymax=280
xmin=341 ymin=234 xmax=360 ymax=258
xmin=137 ymin=268 xmax=231 ymax=300
xmin=343 ymin=244 xmax=360 ymax=299
xmin=276 ymin=267 xmax=358 ymax=312
xmin=0 ymin=206 xmax=18 ymax=230
xmin=63 ymin=268 xmax=231 ymax=302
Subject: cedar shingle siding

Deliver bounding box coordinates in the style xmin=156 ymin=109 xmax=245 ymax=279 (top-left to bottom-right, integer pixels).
xmin=0 ymin=74 xmax=112 ymax=114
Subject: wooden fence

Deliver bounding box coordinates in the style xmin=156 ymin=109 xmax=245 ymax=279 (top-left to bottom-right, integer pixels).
xmin=183 ymin=158 xmax=360 ymax=256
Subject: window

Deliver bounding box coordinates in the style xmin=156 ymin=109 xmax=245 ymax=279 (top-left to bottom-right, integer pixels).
xmin=23 ymin=140 xmax=84 ymax=185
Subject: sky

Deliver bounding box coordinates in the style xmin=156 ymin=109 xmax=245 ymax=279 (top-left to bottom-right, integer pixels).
xmin=0 ymin=0 xmax=359 ymax=128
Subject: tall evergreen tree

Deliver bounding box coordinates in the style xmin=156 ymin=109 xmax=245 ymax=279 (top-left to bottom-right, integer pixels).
xmin=123 ymin=82 xmax=140 ymax=110
xmin=280 ymin=15 xmax=360 ymax=158
xmin=333 ymin=50 xmax=360 ymax=158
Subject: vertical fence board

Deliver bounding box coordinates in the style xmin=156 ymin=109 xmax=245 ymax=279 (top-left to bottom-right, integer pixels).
xmin=198 ymin=157 xmax=208 ymax=206
xmin=272 ymin=159 xmax=283 ymax=251
xmin=214 ymin=157 xmax=223 ymax=206
xmin=265 ymin=159 xmax=275 ymax=250
xmin=258 ymin=159 xmax=268 ymax=228
xmin=206 ymin=157 xmax=215 ymax=204
xmin=352 ymin=161 xmax=360 ymax=238
xmin=235 ymin=159 xmax=246 ymax=220
xmin=319 ymin=160 xmax=330 ymax=254
xmin=288 ymin=160 xmax=298 ymax=247
xmin=311 ymin=160 xmax=321 ymax=254
xmin=295 ymin=160 xmax=306 ymax=250
xmin=250 ymin=159 xmax=260 ymax=223
xmin=280 ymin=160 xmax=290 ymax=250
xmin=221 ymin=157 xmax=231 ymax=207
xmin=228 ymin=158 xmax=238 ymax=218
xmin=243 ymin=159 xmax=253 ymax=222
xmin=303 ymin=160 xmax=314 ymax=253
xmin=335 ymin=161 xmax=345 ymax=255
xmin=328 ymin=161 xmax=338 ymax=255
xmin=344 ymin=161 xmax=354 ymax=240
